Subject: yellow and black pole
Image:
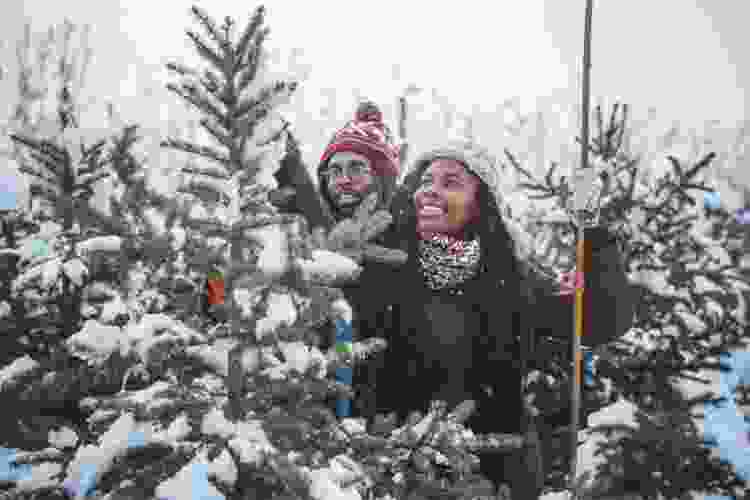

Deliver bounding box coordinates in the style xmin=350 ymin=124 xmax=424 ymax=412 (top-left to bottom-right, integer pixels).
xmin=569 ymin=0 xmax=594 ymax=497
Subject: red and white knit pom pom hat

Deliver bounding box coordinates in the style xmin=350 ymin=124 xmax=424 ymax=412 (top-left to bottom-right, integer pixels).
xmin=319 ymin=101 xmax=401 ymax=178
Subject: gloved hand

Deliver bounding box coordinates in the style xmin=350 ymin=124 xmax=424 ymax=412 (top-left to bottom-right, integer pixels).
xmin=311 ymin=192 xmax=408 ymax=267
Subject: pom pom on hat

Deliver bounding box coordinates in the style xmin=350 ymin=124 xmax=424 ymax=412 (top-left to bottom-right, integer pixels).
xmin=319 ymin=100 xmax=400 ymax=178
xmin=355 ymin=100 xmax=383 ymax=123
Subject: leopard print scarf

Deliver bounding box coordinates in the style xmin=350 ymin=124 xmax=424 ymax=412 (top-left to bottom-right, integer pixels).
xmin=417 ymin=234 xmax=481 ymax=291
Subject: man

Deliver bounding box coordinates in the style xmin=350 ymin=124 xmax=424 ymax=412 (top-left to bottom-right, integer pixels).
xmin=316 ymin=100 xmax=401 ymax=223
xmin=271 ymin=100 xmax=401 ymax=230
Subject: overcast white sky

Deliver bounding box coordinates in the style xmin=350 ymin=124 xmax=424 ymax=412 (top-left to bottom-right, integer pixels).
xmin=3 ymin=0 xmax=747 ymax=130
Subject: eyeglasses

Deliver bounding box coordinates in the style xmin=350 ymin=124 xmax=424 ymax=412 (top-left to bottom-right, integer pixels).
xmin=324 ymin=164 xmax=372 ymax=180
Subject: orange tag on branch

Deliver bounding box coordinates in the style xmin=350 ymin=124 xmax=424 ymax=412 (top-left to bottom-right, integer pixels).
xmin=207 ymin=272 xmax=225 ymax=305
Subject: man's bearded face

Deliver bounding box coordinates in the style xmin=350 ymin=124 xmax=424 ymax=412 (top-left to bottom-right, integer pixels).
xmin=324 ymin=151 xmax=377 ymax=217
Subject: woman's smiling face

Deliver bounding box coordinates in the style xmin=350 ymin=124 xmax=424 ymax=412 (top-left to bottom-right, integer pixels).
xmin=413 ymin=159 xmax=481 ymax=237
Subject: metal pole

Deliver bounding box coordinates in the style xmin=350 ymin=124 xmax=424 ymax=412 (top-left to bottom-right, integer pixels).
xmin=398 ymin=95 xmax=408 ymax=175
xmin=569 ymin=0 xmax=594 ymax=497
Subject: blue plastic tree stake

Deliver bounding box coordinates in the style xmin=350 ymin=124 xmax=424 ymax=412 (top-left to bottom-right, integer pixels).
xmin=704 ymin=191 xmax=721 ymax=211
xmin=736 ymin=208 xmax=750 ymax=225
xmin=0 ymin=176 xmax=18 ymax=211
xmin=703 ymin=350 xmax=750 ymax=490
xmin=335 ymin=319 xmax=353 ymax=417
xmin=188 ymin=463 xmax=223 ymax=500
xmin=583 ymin=350 xmax=595 ymax=386
xmin=0 ymin=448 xmax=33 ymax=482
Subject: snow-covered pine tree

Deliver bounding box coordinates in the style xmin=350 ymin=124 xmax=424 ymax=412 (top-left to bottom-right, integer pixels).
xmin=98 ymin=123 xmax=193 ymax=325
xmin=9 ymin=83 xmax=111 ymax=342
xmin=0 ymin=211 xmax=39 ymax=368
xmin=160 ymin=4 xmax=302 ymax=337
xmin=506 ymin=103 xmax=749 ymax=499
xmin=0 ymin=82 xmax=134 ymax=467
xmin=0 ymin=7 xmax=590 ymax=500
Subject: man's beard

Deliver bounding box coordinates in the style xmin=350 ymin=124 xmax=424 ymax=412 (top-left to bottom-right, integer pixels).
xmin=331 ymin=192 xmax=364 ymax=217
xmin=328 ymin=180 xmax=381 ymax=218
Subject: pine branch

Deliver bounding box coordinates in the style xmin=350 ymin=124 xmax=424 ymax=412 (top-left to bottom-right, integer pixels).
xmin=165 ymin=82 xmax=229 ymax=130
xmin=17 ymin=164 xmax=57 ymax=188
xmin=202 ymin=69 xmax=224 ymax=94
xmin=181 ymin=164 xmax=230 ymax=180
xmin=189 ymin=6 xmax=230 ymax=49
xmin=165 ymin=61 xmax=199 ymax=79
xmin=234 ymin=81 xmax=295 ymax=122
xmin=236 ymin=28 xmax=270 ymax=91
xmin=160 ymin=137 xmax=230 ymax=166
xmin=199 ymin=116 xmax=234 ymax=151
xmin=11 ymin=136 xmax=68 ymax=178
xmin=185 ymin=30 xmax=225 ymax=74
xmin=236 ymin=6 xmax=266 ymax=60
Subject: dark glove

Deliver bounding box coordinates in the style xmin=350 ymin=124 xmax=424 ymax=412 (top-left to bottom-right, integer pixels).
xmin=584 ymin=225 xmax=618 ymax=252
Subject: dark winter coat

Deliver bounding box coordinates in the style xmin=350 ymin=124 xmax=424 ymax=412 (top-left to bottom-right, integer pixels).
xmin=348 ymin=219 xmax=634 ymax=498
xmin=271 ymin=134 xmax=335 ymax=231
xmin=352 ymin=224 xmax=634 ymax=416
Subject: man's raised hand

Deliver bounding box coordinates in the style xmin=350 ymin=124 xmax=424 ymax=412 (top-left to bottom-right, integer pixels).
xmin=323 ymin=193 xmax=407 ymax=267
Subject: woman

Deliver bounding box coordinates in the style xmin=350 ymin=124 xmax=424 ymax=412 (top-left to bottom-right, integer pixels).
xmin=352 ymin=140 xmax=636 ymax=498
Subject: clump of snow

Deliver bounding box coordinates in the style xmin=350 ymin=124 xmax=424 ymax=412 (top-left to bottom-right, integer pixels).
xmin=13 ymin=255 xmax=60 ymax=290
xmin=339 ymin=419 xmax=366 ymax=436
xmin=674 ymin=309 xmax=708 ymax=335
xmin=250 ymin=223 xmax=291 ymax=278
xmin=66 ymin=321 xmax=126 ymax=365
xmin=84 ymin=281 xmax=118 ymax=301
xmin=40 ymin=257 xmax=62 ymax=288
xmin=124 ymin=381 xmax=173 ymax=406
xmin=275 ymin=341 xmax=327 ymax=379
xmin=208 ymin=449 xmax=238 ymax=487
xmin=202 ymin=409 xmax=274 ymax=460
xmin=63 ymin=412 xmax=151 ymax=498
xmin=171 ymin=225 xmax=187 ymax=251
xmin=159 ymin=414 xmax=192 ymax=443
xmin=297 ymin=250 xmax=361 ymax=285
xmin=125 ymin=313 xmax=191 ymax=341
xmin=228 ymin=437 xmax=267 ymax=468
xmin=233 ymin=287 xmax=262 ymax=319
xmin=574 ymin=398 xmax=640 ymax=489
xmin=330 ymin=299 xmax=353 ymax=324
xmin=122 ymin=314 xmax=205 ymax=364
xmin=37 ymin=221 xmax=62 ymax=239
xmin=255 ymin=291 xmax=298 ymax=341
xmin=48 ymin=426 xmax=78 ymax=449
xmin=616 ymin=328 xmax=663 ymax=353
xmin=186 ymin=340 xmax=262 ymax=377
xmin=99 ymin=295 xmax=129 ymax=324
xmin=77 ymin=235 xmax=122 ymax=254
xmin=15 ymin=462 xmax=64 ymax=493
xmin=201 ymin=407 xmax=238 ymax=439
xmin=62 ymin=258 xmax=88 ymax=286
xmin=155 ymin=449 xmax=226 ymax=500
xmin=0 ymin=301 xmax=10 ymax=319
xmin=0 ymin=355 xmax=39 ymax=391
xmin=138 ymin=413 xmax=193 ymax=445
xmin=189 ymin=203 xmax=209 ymax=221
xmin=306 ymin=467 xmax=362 ymax=500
